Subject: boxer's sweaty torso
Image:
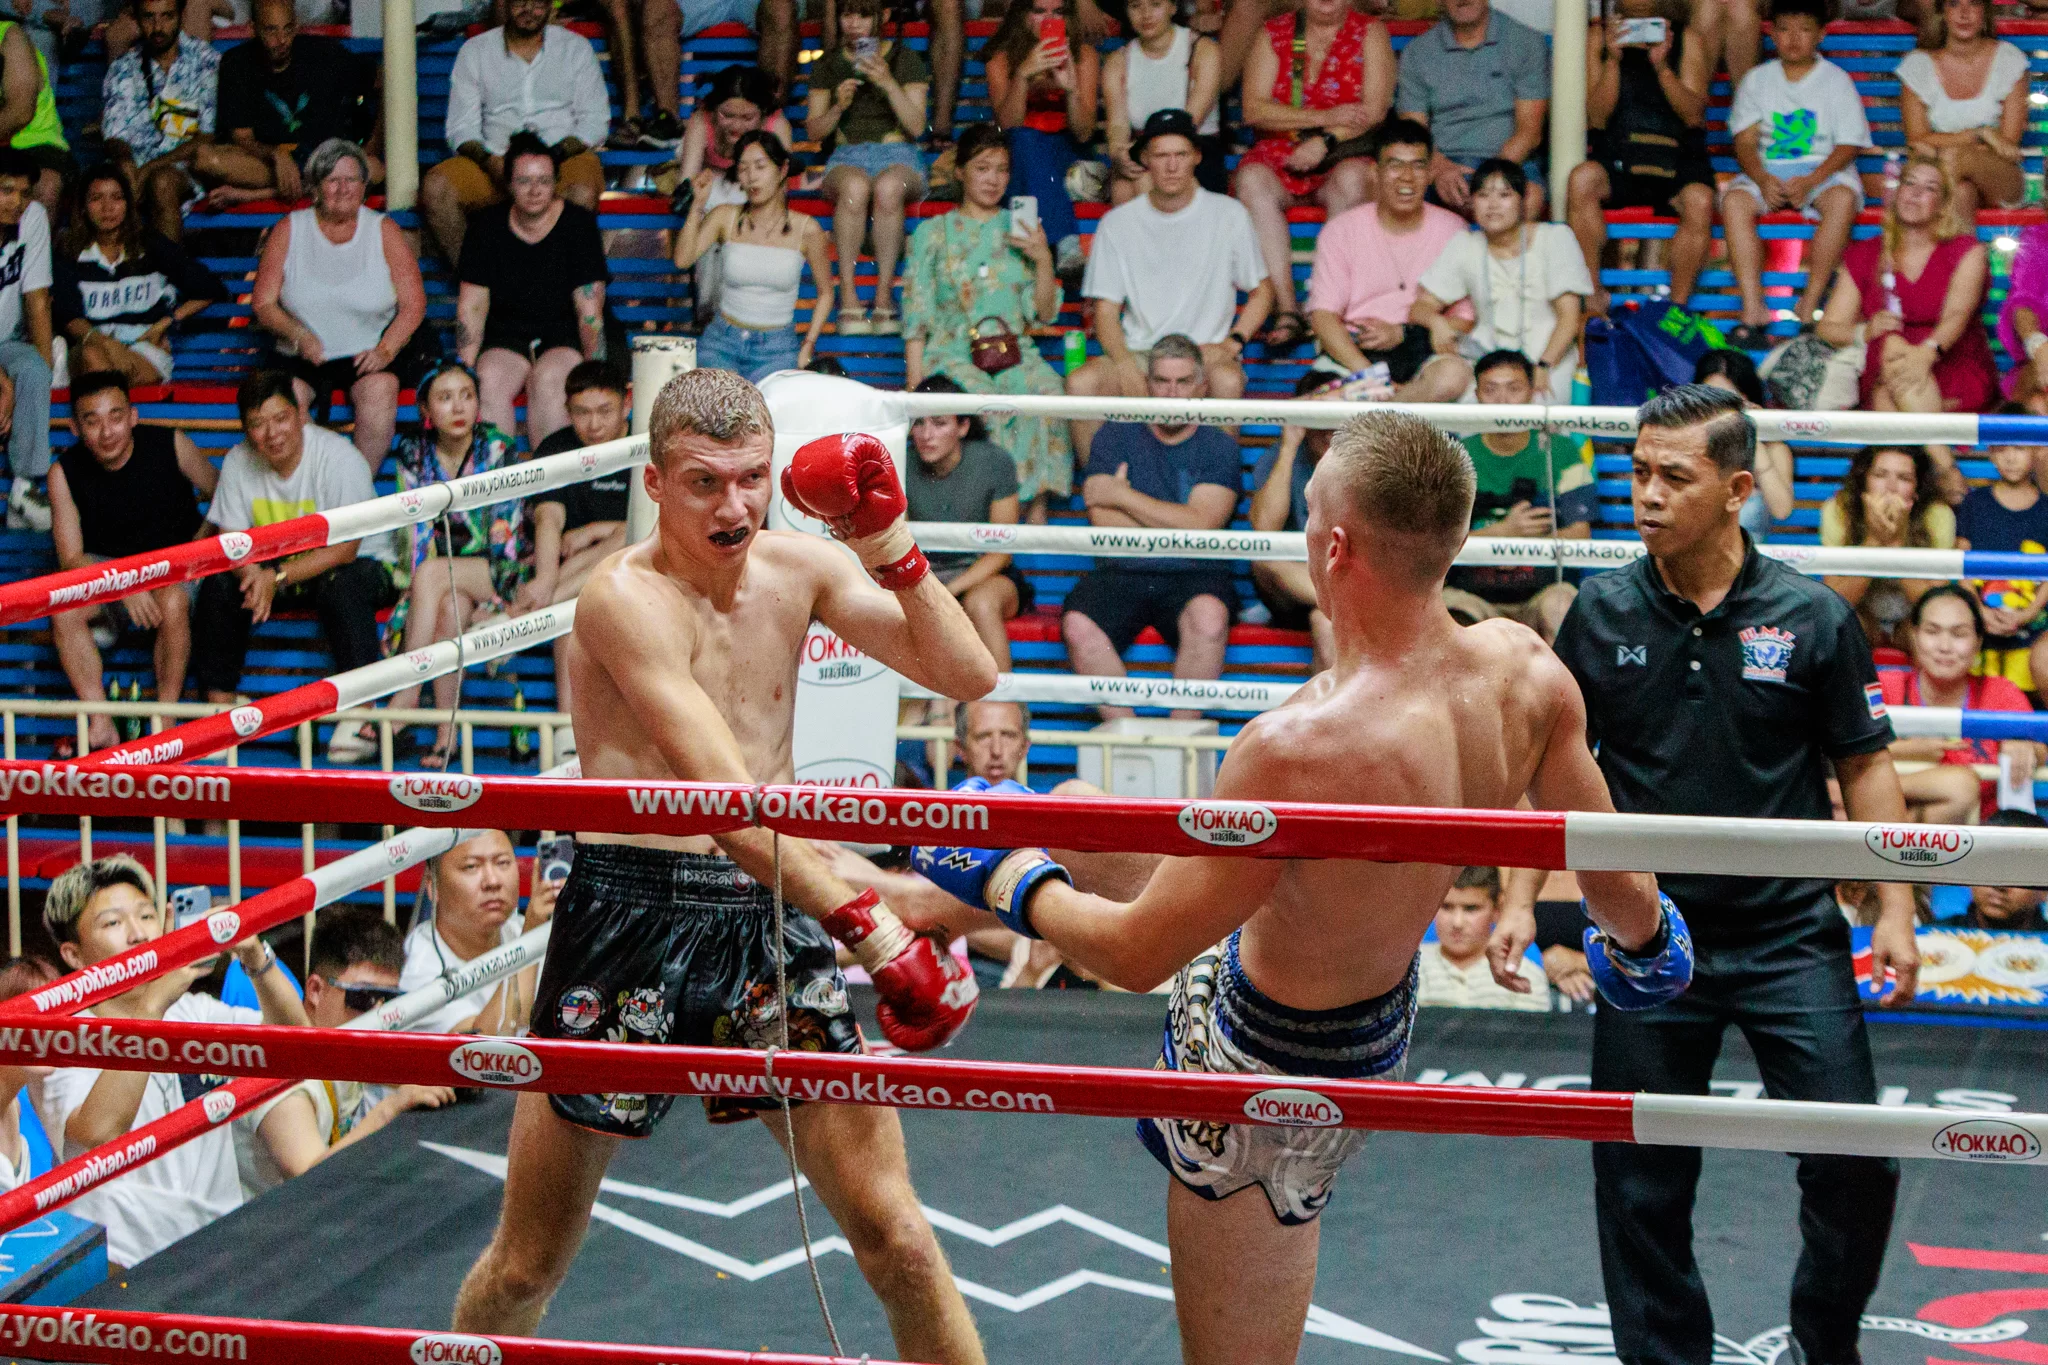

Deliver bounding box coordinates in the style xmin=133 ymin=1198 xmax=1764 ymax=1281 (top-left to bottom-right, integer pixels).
xmin=566 ymin=528 xmax=841 ymax=852
xmin=1231 ymin=617 xmax=1570 ymax=1011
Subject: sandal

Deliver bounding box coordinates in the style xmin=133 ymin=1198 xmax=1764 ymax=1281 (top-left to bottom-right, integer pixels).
xmin=1259 ymin=311 xmax=1309 ymax=351
xmin=838 ymin=308 xmax=873 ymax=336
xmin=870 ymin=305 xmax=901 ymax=335
xmin=1725 ymin=322 xmax=1772 ymax=351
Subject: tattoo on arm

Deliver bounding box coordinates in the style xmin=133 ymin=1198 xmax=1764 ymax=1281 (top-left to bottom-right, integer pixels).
xmin=574 ymin=283 xmax=605 ymax=361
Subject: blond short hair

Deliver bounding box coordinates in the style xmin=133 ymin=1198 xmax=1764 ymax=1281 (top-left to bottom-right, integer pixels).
xmin=1322 ymin=412 xmax=1475 ymax=581
xmin=649 ymin=369 xmax=774 ymax=469
xmin=45 ymin=854 xmax=155 ymax=945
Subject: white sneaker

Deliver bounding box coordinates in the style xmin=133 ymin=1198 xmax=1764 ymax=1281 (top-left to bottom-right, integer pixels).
xmin=556 ymin=727 xmax=577 ymax=758
xmin=7 ymin=477 xmax=49 ymax=531
xmin=325 ymin=720 xmax=378 ymax=765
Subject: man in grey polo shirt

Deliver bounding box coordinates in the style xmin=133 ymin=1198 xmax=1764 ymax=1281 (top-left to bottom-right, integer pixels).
xmin=1395 ymin=0 xmax=1550 ymax=216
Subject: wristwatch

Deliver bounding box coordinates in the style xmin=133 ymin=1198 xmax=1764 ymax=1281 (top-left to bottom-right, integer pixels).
xmin=246 ymin=941 xmax=278 ymax=976
xmin=273 ymin=563 xmax=289 ymax=590
xmin=1226 ymin=333 xmax=1249 ymax=354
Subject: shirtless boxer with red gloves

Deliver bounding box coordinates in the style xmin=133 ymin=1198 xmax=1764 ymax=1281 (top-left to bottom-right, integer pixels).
xmin=453 ymin=370 xmax=994 ymax=1365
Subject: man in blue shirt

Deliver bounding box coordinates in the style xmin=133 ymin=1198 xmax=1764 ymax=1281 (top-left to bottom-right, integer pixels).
xmin=1060 ymin=334 xmax=1243 ymax=719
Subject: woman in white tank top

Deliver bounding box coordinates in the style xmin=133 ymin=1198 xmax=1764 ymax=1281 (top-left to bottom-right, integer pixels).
xmin=250 ymin=139 xmax=427 ymax=470
xmin=1103 ymin=0 xmax=1221 ymax=204
xmin=674 ymin=131 xmax=835 ymax=382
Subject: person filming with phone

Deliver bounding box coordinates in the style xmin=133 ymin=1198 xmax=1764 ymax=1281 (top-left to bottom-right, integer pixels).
xmin=806 ymin=0 xmax=930 ymax=336
xmin=1566 ymin=0 xmax=1713 ymax=314
xmin=902 ymin=124 xmax=1071 ymax=519
xmin=984 ymin=0 xmax=1100 ymax=280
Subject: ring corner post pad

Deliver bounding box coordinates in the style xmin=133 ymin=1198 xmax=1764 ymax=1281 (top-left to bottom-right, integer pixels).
xmin=627 ymin=334 xmax=698 ymax=545
xmin=764 ymin=373 xmax=913 ymax=791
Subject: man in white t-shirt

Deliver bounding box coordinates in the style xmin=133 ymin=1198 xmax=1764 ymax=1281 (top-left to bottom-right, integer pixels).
xmin=1720 ymin=0 xmax=1870 ymax=343
xmin=35 ymin=855 xmax=307 ymax=1268
xmin=190 ymin=369 xmax=404 ymax=763
xmin=240 ymin=906 xmax=455 ymax=1196
xmin=1069 ymin=109 xmax=1272 ymax=465
xmin=0 ymin=149 xmax=54 ymax=533
xmin=1417 ymin=866 xmax=1551 ymax=1010
xmin=399 ymin=831 xmax=554 ymax=1036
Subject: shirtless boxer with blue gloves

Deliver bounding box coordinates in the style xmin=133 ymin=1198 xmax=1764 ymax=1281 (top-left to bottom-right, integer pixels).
xmin=904 ymin=410 xmax=1692 ymax=1365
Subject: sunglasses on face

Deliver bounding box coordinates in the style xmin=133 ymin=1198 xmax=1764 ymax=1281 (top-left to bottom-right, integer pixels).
xmin=337 ymin=983 xmax=404 ymax=1011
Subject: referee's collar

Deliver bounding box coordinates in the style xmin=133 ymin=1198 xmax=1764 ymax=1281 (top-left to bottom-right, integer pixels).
xmin=1640 ymin=532 xmax=1764 ymax=620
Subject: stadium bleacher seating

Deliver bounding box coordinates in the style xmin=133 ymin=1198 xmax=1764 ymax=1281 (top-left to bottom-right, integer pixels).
xmin=4 ymin=8 xmax=2042 ymax=896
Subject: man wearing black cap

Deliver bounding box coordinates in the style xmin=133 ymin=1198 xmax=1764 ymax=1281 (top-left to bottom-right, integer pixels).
xmin=1067 ymin=107 xmax=1272 ymax=466
xmin=1489 ymin=383 xmax=1921 ymax=1365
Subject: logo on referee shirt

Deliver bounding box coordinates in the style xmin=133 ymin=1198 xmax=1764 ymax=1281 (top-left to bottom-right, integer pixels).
xmin=1738 ymin=625 xmax=1797 ymax=683
xmin=1616 ymin=646 xmax=1646 ymax=667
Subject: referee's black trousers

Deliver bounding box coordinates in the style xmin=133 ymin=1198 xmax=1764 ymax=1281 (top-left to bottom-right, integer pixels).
xmin=1591 ymin=918 xmax=1899 ymax=1365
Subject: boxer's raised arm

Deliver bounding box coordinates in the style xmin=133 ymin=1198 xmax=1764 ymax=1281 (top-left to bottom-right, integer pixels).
xmin=577 ymin=570 xmax=860 ymax=916
xmin=810 ymin=539 xmax=999 ymax=701
xmin=1519 ymin=653 xmax=1662 ymax=953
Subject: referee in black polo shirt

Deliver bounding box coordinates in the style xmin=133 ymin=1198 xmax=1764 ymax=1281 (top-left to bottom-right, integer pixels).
xmin=1491 ymin=385 xmax=1922 ymax=1365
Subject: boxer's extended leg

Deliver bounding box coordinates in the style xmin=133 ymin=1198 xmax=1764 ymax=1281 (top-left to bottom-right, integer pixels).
xmin=453 ymin=1093 xmax=621 ymax=1335
xmin=777 ymin=1100 xmax=985 ymax=1365
xmin=1167 ymin=1179 xmax=1320 ymax=1365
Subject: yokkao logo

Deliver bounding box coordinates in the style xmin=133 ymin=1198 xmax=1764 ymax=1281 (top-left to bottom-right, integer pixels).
xmin=449 ymin=1038 xmax=542 ymax=1086
xmin=1932 ymin=1119 xmax=2042 ymax=1162
xmin=390 ymin=774 xmax=484 ymax=813
xmin=229 ymin=705 xmax=263 ymax=737
xmin=1177 ymin=801 xmax=1279 ymax=848
xmin=410 ymin=1335 xmax=503 ymax=1365
xmin=406 ymin=648 xmax=436 ymax=675
xmin=1778 ymin=416 xmax=1833 ymax=438
xmin=969 ymin=525 xmax=1019 ymax=546
xmin=218 ymin=531 xmax=254 ymax=561
xmin=1865 ymin=825 xmax=1974 ymax=868
xmin=798 ymin=627 xmax=888 ymax=686
xmin=206 ymin=910 xmax=241 ymax=945
xmin=1243 ymin=1087 xmax=1343 ymax=1128
xmin=202 ymin=1090 xmax=236 ymax=1123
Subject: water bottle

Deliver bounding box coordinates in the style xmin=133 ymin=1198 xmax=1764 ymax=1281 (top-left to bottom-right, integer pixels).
xmin=125 ymin=681 xmax=142 ymax=742
xmin=1882 ymin=150 xmax=1901 ymax=207
xmin=1063 ymin=329 xmax=1086 ymax=376
xmin=510 ymin=685 xmax=532 ymax=763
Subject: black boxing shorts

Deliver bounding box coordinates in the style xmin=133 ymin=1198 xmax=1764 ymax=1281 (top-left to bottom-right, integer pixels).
xmin=529 ymin=841 xmax=865 ymax=1137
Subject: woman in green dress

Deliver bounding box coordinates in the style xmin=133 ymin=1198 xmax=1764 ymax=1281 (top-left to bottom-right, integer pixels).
xmin=902 ymin=124 xmax=1074 ymax=518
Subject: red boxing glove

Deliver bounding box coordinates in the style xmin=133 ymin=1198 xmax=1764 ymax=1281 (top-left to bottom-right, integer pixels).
xmin=819 ymin=887 xmax=977 ymax=1051
xmin=781 ymin=433 xmax=929 ymax=590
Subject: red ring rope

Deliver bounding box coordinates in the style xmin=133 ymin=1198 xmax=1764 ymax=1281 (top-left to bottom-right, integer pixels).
xmin=0 ymin=761 xmax=1571 ymax=865
xmin=0 ymin=1305 xmax=896 ymax=1364
xmin=0 ymin=1013 xmax=1678 ymax=1146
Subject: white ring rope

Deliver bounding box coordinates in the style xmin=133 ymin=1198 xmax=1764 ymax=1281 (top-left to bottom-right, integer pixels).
xmin=907 ymin=522 xmax=2008 ymax=582
xmin=886 ymin=392 xmax=2013 ymax=446
xmin=902 ymin=673 xmax=2026 ymax=746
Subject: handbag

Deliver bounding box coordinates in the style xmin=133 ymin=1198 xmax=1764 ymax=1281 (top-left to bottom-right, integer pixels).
xmin=970 ymin=316 xmax=1023 ymax=374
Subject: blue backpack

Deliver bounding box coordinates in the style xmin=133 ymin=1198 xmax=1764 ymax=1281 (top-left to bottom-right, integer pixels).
xmin=1586 ymin=300 xmax=1730 ymax=407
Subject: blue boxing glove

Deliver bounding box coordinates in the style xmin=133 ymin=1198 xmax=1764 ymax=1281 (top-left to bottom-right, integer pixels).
xmin=912 ymin=777 xmax=1072 ymax=937
xmin=1582 ymin=894 xmax=1694 ymax=1011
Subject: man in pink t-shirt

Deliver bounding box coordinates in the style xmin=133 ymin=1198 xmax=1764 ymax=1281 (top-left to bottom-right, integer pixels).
xmin=1306 ymin=117 xmax=1471 ymax=403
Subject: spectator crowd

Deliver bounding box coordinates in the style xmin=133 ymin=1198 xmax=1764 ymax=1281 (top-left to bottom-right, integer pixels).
xmin=3 ymin=0 xmax=2048 ymax=1285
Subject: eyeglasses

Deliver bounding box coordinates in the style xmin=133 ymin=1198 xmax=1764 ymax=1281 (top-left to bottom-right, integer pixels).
xmin=338 ymin=983 xmax=404 ymax=1011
